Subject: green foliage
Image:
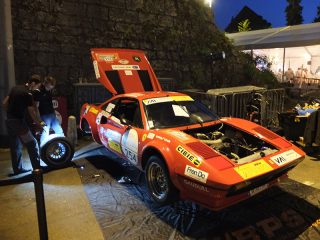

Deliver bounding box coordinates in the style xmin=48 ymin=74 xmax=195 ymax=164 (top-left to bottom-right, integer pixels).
xmin=285 ymin=0 xmax=303 ymax=25
xmin=138 ymin=0 xmax=235 ymax=89
xmin=243 ymin=53 xmax=280 ymax=89
xmin=225 ymin=6 xmax=271 ymax=33
xmin=238 ymin=19 xmax=252 ymax=32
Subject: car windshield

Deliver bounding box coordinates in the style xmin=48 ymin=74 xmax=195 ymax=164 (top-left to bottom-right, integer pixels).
xmin=143 ymin=97 xmax=219 ymax=129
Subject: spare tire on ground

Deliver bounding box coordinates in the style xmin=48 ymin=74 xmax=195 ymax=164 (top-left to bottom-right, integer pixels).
xmin=40 ymin=134 xmax=74 ymax=169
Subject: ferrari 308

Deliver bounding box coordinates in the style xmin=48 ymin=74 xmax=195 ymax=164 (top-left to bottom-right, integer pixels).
xmin=80 ymin=48 xmax=305 ymax=210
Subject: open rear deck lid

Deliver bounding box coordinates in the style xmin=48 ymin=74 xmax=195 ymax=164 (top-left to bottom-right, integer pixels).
xmin=91 ymin=48 xmax=162 ymax=95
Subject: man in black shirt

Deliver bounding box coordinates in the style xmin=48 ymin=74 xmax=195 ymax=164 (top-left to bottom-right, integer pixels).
xmin=2 ymin=75 xmax=44 ymax=175
xmin=33 ymin=76 xmax=64 ymax=145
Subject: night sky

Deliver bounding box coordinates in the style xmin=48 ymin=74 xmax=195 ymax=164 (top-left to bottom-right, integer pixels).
xmin=213 ymin=0 xmax=320 ymax=30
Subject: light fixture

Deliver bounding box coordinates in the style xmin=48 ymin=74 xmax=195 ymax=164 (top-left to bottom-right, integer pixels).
xmin=204 ymin=0 xmax=213 ymax=8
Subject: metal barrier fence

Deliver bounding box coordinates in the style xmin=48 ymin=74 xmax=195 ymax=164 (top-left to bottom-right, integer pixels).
xmin=180 ymin=87 xmax=285 ymax=127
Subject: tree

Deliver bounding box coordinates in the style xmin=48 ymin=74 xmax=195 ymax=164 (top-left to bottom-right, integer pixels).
xmin=225 ymin=6 xmax=271 ymax=33
xmin=285 ymin=0 xmax=303 ymax=25
xmin=238 ymin=19 xmax=251 ymax=32
xmin=314 ymin=5 xmax=320 ymax=22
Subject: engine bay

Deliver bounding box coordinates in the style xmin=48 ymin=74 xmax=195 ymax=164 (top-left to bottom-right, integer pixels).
xmin=184 ymin=123 xmax=278 ymax=164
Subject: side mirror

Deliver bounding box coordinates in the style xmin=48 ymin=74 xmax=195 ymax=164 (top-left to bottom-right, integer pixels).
xmin=191 ymin=114 xmax=204 ymax=124
xmin=120 ymin=117 xmax=132 ymax=131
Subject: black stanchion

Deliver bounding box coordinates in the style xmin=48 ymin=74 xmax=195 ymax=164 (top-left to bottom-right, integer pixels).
xmin=32 ymin=169 xmax=48 ymax=240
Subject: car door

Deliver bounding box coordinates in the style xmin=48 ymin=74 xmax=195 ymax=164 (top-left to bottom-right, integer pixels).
xmin=98 ymin=97 xmax=144 ymax=166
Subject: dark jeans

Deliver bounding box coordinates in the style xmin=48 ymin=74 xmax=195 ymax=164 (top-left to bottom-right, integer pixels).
xmin=6 ymin=119 xmax=41 ymax=173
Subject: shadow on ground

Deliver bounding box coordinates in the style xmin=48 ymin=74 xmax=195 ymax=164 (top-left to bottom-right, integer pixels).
xmin=74 ymin=145 xmax=320 ymax=240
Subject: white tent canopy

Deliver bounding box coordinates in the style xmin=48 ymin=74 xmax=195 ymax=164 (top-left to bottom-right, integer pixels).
xmin=226 ymin=22 xmax=320 ymax=49
xmin=226 ymin=23 xmax=320 ymax=77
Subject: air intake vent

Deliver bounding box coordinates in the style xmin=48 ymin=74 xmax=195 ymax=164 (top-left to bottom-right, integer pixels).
xmin=186 ymin=142 xmax=219 ymax=159
xmin=253 ymin=126 xmax=278 ymax=140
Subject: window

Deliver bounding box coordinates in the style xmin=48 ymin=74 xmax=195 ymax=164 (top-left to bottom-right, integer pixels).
xmin=112 ymin=98 xmax=143 ymax=128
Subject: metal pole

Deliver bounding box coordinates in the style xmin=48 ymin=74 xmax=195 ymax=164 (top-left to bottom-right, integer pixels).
xmin=33 ymin=169 xmax=49 ymax=240
xmin=0 ymin=0 xmax=16 ymax=147
xmin=282 ymin=48 xmax=286 ymax=82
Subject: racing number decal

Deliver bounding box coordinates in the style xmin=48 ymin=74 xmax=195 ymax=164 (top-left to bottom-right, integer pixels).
xmin=121 ymin=129 xmax=139 ymax=165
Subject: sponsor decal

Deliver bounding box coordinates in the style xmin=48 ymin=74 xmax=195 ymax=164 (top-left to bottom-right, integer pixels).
xmin=143 ymin=96 xmax=193 ymax=106
xmin=270 ymin=150 xmax=301 ymax=166
xmin=234 ymin=160 xmax=273 ymax=180
xmin=168 ymin=130 xmax=189 ymax=140
xmin=143 ymin=97 xmax=171 ymax=105
xmin=184 ymin=165 xmax=208 ymax=183
xmin=89 ymin=107 xmax=99 ymax=114
xmin=93 ymin=60 xmax=100 ymax=79
xmin=111 ymin=65 xmax=140 ymax=70
xmin=155 ymin=135 xmax=171 ymax=143
xmin=183 ymin=179 xmax=209 ymax=192
xmin=125 ymin=70 xmax=132 ymax=76
xmin=142 ymin=134 xmax=147 ymax=141
xmin=122 ymin=129 xmax=139 ymax=165
xmin=108 ymin=140 xmax=122 ymax=154
xmin=133 ymin=56 xmax=141 ymax=62
xmin=147 ymin=133 xmax=155 ymax=139
xmin=119 ymin=59 xmax=129 ymax=64
xmin=170 ymin=96 xmax=193 ymax=101
xmin=105 ymin=103 xmax=115 ymax=113
xmin=176 ymin=145 xmax=202 ymax=167
xmin=98 ymin=53 xmax=119 ymax=62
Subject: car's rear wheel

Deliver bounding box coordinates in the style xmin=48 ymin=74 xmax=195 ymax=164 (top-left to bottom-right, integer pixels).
xmin=145 ymin=155 xmax=178 ymax=205
xmin=40 ymin=134 xmax=74 ymax=169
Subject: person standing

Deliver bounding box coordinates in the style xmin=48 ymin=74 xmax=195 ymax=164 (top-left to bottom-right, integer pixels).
xmin=284 ymin=67 xmax=295 ymax=84
xmin=33 ymin=76 xmax=64 ymax=145
xmin=2 ymin=75 xmax=44 ymax=175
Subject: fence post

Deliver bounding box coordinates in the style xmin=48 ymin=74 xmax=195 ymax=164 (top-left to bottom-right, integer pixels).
xmin=33 ymin=169 xmax=48 ymax=240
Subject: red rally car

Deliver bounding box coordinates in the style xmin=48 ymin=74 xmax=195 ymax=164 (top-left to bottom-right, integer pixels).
xmin=80 ymin=48 xmax=305 ymax=211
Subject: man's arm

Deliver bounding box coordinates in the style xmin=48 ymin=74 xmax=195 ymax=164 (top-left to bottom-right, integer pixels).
xmin=27 ymin=105 xmax=45 ymax=130
xmin=34 ymin=100 xmax=41 ymax=120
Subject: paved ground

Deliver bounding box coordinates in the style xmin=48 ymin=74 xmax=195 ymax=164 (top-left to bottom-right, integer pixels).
xmin=0 ymin=139 xmax=318 ymax=239
xmin=0 ymin=143 xmax=104 ymax=240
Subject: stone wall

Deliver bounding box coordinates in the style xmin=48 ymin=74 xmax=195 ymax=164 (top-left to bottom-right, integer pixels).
xmin=11 ymin=0 xmax=230 ymax=107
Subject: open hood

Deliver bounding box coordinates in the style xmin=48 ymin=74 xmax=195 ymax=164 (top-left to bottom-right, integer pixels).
xmin=91 ymin=48 xmax=162 ymax=95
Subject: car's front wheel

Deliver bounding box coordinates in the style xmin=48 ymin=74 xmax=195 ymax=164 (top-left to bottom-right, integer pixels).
xmin=145 ymin=155 xmax=178 ymax=205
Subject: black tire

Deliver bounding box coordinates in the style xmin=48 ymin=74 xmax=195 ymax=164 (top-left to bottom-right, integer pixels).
xmin=40 ymin=134 xmax=74 ymax=169
xmin=145 ymin=155 xmax=178 ymax=205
